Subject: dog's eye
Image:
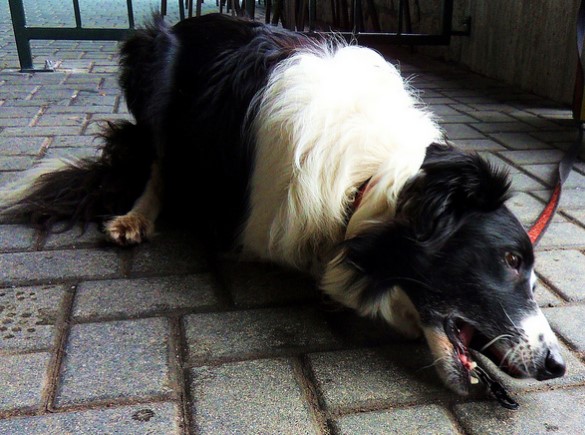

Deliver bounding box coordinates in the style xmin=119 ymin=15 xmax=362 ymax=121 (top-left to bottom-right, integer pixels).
xmin=505 ymin=252 xmax=522 ymax=270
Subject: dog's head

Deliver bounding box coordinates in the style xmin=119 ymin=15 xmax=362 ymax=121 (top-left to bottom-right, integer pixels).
xmin=322 ymin=144 xmax=565 ymax=395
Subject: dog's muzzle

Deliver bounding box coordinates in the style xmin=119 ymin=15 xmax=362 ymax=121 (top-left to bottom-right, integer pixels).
xmin=425 ymin=307 xmax=566 ymax=397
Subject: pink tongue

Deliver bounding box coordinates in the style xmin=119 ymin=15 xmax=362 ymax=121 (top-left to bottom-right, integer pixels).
xmin=459 ymin=323 xmax=475 ymax=347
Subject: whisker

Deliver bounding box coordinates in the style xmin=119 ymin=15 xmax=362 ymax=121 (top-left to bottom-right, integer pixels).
xmin=518 ymin=347 xmax=530 ymax=373
xmin=418 ymin=355 xmax=450 ymax=371
xmin=499 ymin=347 xmax=515 ymax=369
xmin=480 ymin=334 xmax=513 ymax=353
xmin=499 ymin=304 xmax=521 ymax=334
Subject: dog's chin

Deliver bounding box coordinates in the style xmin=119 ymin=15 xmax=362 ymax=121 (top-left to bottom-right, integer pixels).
xmin=434 ymin=351 xmax=473 ymax=396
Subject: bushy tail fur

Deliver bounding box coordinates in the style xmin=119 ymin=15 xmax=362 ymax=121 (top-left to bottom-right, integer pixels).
xmin=0 ymin=121 xmax=155 ymax=230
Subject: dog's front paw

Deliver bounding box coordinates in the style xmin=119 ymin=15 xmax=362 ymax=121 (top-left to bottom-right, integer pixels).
xmin=105 ymin=212 xmax=154 ymax=246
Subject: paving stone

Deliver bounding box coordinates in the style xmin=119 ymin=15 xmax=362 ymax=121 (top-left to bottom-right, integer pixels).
xmin=30 ymin=88 xmax=76 ymax=103
xmin=465 ymin=103 xmax=524 ymax=114
xmin=220 ymin=260 xmax=318 ymax=308
xmin=71 ymin=91 xmax=117 ymax=107
xmin=508 ymin=111 xmax=565 ymax=130
xmin=308 ymin=345 xmax=451 ymax=411
xmin=454 ymin=97 xmax=495 ymax=105
xmin=0 ymin=99 xmax=53 ymax=108
xmin=490 ymin=132 xmax=550 ymax=150
xmin=43 ymin=105 xmax=116 ymax=115
xmin=56 ymin=60 xmax=96 ymax=72
xmin=43 ymin=223 xmax=105 ymax=249
xmin=0 ymin=117 xmax=33 ymax=127
xmin=499 ymin=149 xmax=566 ymax=165
xmin=190 ymin=358 xmax=316 ymax=434
xmin=447 ymin=89 xmax=485 ymax=98
xmin=48 ymin=135 xmax=99 ymax=148
xmin=73 ymin=274 xmax=219 ymax=321
xmin=0 ymin=172 xmax=19 ymax=188
xmin=0 ymin=284 xmax=66 ymax=352
xmin=534 ymin=281 xmax=564 ymax=308
xmin=0 ymin=249 xmax=121 ymax=286
xmin=184 ymin=306 xmax=340 ymax=364
xmin=522 ymin=163 xmax=585 ymax=188
xmin=333 ymin=405 xmax=459 ymax=434
xmin=509 ymin=172 xmax=547 ymax=193
xmin=575 ymin=160 xmax=585 ymax=173
xmin=0 ymin=352 xmax=50 ymax=412
xmin=437 ymin=114 xmax=477 ymax=124
xmin=0 ymin=224 xmax=36 ymax=251
xmin=544 ymin=305 xmax=585 ymax=352
xmin=449 ymin=138 xmax=506 ymax=152
xmin=427 ymin=105 xmax=461 ymax=116
xmin=422 ymin=97 xmax=459 ymax=106
xmin=534 ymin=187 xmax=585 ymax=210
xmin=0 ymin=136 xmax=45 ymax=155
xmin=55 ymin=317 xmax=172 ymax=406
xmin=130 ymin=231 xmax=208 ymax=275
xmin=454 ymin=387 xmax=585 ymax=435
xmin=0 ymin=402 xmax=181 ymax=434
xmin=471 ymin=122 xmax=534 ymax=134
xmin=442 ymin=123 xmax=486 ymax=140
xmin=0 ymin=126 xmax=83 ymax=137
xmin=0 ymin=156 xmax=34 ymax=171
xmin=467 ymin=111 xmax=517 ymax=123
xmin=536 ymin=221 xmax=585 ymax=249
xmin=0 ymin=106 xmax=41 ymax=119
xmin=43 ymin=145 xmax=101 ymax=161
xmin=564 ymin=208 xmax=585 ymax=227
xmin=536 ymin=250 xmax=585 ymax=302
xmin=89 ymin=113 xmax=132 ymax=124
xmin=35 ymin=113 xmax=86 ymax=127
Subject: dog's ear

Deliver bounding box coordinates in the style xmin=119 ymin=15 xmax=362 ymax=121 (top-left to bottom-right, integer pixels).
xmin=397 ymin=145 xmax=512 ymax=245
xmin=342 ymin=220 xmax=422 ymax=280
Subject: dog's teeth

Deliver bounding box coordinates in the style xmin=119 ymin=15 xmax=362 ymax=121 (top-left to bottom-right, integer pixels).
xmin=470 ymin=375 xmax=479 ymax=384
xmin=469 ymin=361 xmax=477 ymax=370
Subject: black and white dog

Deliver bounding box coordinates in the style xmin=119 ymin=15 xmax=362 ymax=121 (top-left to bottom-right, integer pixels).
xmin=0 ymin=14 xmax=565 ymax=395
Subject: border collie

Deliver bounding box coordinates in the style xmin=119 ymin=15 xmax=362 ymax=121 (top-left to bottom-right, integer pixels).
xmin=0 ymin=14 xmax=565 ymax=396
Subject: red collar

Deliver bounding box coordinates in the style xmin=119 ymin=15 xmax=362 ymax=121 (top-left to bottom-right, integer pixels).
xmin=351 ymin=178 xmax=372 ymax=213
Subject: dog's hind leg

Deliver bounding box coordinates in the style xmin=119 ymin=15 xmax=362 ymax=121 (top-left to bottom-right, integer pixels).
xmin=105 ymin=161 xmax=162 ymax=245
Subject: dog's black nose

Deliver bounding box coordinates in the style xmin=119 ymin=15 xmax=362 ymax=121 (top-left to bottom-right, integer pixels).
xmin=538 ymin=349 xmax=566 ymax=380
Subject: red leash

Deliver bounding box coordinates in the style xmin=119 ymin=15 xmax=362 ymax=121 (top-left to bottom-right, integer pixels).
xmin=527 ymin=126 xmax=583 ymax=245
xmin=527 ymin=184 xmax=562 ymax=245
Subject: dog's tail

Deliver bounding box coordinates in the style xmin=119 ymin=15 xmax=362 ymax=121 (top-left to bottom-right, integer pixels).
xmin=0 ymin=121 xmax=155 ymax=230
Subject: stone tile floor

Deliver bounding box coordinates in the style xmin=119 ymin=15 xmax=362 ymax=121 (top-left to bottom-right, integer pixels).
xmin=1 ymin=1 xmax=585 ymax=434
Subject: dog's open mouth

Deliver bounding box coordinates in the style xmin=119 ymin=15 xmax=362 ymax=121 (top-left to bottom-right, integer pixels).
xmin=443 ymin=317 xmax=520 ymax=384
xmin=443 ymin=317 xmax=521 ymax=409
xmin=444 ymin=318 xmax=480 ymax=382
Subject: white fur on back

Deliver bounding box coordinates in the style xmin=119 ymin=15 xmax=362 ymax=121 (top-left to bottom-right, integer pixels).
xmin=241 ymin=43 xmax=441 ymax=271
